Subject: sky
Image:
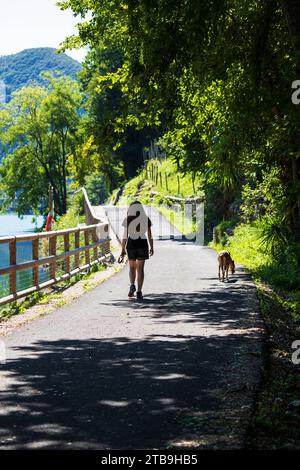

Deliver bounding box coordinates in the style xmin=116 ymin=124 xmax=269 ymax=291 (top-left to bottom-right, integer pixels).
xmin=0 ymin=0 xmax=88 ymax=62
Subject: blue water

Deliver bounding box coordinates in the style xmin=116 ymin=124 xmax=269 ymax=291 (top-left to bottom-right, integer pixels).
xmin=0 ymin=215 xmax=45 ymax=297
xmin=0 ymin=214 xmax=43 ymax=237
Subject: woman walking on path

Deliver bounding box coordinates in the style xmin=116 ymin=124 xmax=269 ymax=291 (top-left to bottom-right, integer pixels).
xmin=119 ymin=201 xmax=154 ymax=299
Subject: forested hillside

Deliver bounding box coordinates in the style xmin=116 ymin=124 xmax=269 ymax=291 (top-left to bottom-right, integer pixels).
xmin=0 ymin=48 xmax=81 ymax=100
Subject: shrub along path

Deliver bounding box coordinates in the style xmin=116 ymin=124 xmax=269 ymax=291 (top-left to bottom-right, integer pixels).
xmin=0 ymin=207 xmax=263 ymax=449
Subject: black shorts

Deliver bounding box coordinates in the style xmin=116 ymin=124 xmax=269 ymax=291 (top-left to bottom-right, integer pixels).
xmin=126 ymin=238 xmax=149 ymax=260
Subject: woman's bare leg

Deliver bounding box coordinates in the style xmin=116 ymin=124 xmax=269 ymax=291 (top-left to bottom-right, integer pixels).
xmin=136 ymin=260 xmax=145 ymax=292
xmin=129 ymin=260 xmax=137 ymax=285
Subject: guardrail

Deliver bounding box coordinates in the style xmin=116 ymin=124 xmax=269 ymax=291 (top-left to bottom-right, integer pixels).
xmin=0 ymin=222 xmax=110 ymax=307
xmin=78 ymin=187 xmax=109 ymax=226
xmin=150 ymin=191 xmax=203 ymax=204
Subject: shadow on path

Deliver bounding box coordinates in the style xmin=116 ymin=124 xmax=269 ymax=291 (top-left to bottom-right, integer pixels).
xmin=0 ymin=326 xmax=260 ymax=449
xmin=99 ymin=271 xmax=258 ymax=333
xmin=0 ymin=264 xmax=262 ymax=449
xmin=0 ymin=227 xmax=263 ymax=449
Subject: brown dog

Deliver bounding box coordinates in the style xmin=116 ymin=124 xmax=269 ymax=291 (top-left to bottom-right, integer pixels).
xmin=218 ymin=250 xmax=235 ymax=282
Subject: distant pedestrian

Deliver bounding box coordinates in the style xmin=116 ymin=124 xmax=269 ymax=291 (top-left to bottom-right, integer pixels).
xmin=119 ymin=201 xmax=154 ymax=299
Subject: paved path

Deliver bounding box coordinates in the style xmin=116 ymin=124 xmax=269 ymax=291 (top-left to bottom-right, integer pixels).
xmin=0 ymin=207 xmax=263 ymax=449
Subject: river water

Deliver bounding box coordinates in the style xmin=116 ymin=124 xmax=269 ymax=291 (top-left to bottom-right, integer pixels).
xmin=0 ymin=215 xmax=44 ymax=298
xmin=0 ymin=214 xmax=43 ymax=237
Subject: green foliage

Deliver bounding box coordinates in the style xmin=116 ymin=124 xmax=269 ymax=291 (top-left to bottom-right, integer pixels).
xmin=78 ymin=46 xmax=155 ymax=190
xmin=84 ymin=174 xmax=109 ymax=205
xmin=0 ymin=291 xmax=49 ymax=321
xmin=71 ymin=191 xmax=85 ymax=218
xmin=213 ymin=218 xmax=239 ymax=245
xmin=53 ymin=206 xmax=82 ymax=230
xmin=53 ymin=194 xmax=85 ymax=230
xmin=241 ymin=167 xmax=290 ymax=223
xmin=212 ymin=223 xmax=270 ymax=271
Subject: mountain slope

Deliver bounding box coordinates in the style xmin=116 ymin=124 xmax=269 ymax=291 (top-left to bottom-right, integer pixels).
xmin=0 ymin=48 xmax=82 ymax=101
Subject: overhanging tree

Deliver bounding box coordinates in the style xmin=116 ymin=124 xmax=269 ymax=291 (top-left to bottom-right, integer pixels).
xmin=0 ymin=74 xmax=83 ymax=216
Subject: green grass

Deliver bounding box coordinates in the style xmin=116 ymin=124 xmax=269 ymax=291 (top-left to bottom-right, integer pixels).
xmin=210 ymin=221 xmax=300 ymax=318
xmin=0 ymin=192 xmax=106 ymax=320
xmin=120 ymin=159 xmax=203 ymax=203
xmin=145 ymin=159 xmax=202 ymax=198
xmin=211 ymin=223 xmax=272 ymax=272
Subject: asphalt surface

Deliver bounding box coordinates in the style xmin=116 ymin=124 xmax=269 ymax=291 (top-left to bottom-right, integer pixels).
xmin=0 ymin=207 xmax=264 ymax=449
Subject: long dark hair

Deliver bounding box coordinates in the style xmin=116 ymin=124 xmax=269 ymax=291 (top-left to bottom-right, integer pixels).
xmin=125 ymin=201 xmax=148 ymax=234
xmin=127 ymin=201 xmax=147 ymax=220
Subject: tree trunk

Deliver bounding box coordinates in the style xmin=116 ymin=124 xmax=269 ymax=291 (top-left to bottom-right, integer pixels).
xmin=52 ymin=186 xmax=62 ymax=217
xmin=59 ymin=132 xmax=68 ymax=215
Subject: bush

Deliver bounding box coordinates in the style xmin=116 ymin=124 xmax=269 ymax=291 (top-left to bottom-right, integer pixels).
xmin=213 ymin=218 xmax=239 ymax=245
xmin=54 ymin=195 xmax=85 ymax=230
xmin=84 ymin=174 xmax=109 ymax=205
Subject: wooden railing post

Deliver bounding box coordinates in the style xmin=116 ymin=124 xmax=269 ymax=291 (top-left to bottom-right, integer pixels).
xmin=64 ymin=233 xmax=70 ymax=273
xmin=74 ymin=229 xmax=80 ymax=268
xmin=32 ymin=237 xmax=39 ymax=287
xmin=84 ymin=229 xmax=90 ymax=265
xmin=101 ymin=224 xmax=110 ymax=255
xmin=9 ymin=237 xmax=17 ymax=296
xmin=92 ymin=227 xmax=98 ymax=260
xmin=49 ymin=235 xmax=57 ymax=279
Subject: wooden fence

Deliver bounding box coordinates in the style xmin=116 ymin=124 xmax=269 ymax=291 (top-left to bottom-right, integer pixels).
xmin=145 ymin=163 xmax=197 ymax=196
xmin=80 ymin=187 xmax=106 ymax=226
xmin=0 ymin=222 xmax=110 ymax=307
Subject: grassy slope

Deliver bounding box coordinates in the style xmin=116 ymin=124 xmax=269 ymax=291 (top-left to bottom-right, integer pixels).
xmin=119 ymin=159 xmax=204 ymax=236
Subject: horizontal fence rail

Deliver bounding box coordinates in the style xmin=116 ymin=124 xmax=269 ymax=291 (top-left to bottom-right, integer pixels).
xmin=0 ymin=223 xmax=111 ymax=307
xmin=150 ymin=191 xmax=203 ymax=204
